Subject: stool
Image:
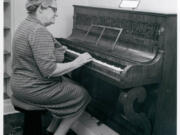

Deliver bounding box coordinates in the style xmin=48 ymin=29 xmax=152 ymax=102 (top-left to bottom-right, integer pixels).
xmin=11 ymin=95 xmax=46 ymax=135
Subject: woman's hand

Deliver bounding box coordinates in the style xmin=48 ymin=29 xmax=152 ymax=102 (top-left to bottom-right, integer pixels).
xmin=50 ymin=52 xmax=93 ymax=77
xmin=61 ymin=46 xmax=68 ymax=53
xmin=56 ymin=46 xmax=67 ymax=53
xmin=55 ymin=46 xmax=68 ymax=62
xmin=74 ymin=52 xmax=93 ymax=67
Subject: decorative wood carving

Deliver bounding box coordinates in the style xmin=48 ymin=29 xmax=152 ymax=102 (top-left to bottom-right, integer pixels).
xmin=118 ymin=87 xmax=151 ymax=135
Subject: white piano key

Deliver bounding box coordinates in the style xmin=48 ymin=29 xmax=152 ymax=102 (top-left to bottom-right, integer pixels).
xmin=67 ymin=49 xmax=81 ymax=56
xmin=66 ymin=49 xmax=124 ymax=72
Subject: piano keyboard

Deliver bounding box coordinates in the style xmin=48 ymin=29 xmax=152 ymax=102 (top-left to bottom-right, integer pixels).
xmin=66 ymin=49 xmax=124 ymax=72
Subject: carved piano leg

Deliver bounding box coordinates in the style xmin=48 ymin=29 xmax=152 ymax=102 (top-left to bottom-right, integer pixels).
xmin=118 ymin=87 xmax=151 ymax=135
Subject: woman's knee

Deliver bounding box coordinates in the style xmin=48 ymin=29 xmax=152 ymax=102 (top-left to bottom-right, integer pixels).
xmin=63 ymin=77 xmax=91 ymax=99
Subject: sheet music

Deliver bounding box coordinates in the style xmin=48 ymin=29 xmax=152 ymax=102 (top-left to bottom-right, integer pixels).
xmin=119 ymin=0 xmax=140 ymax=9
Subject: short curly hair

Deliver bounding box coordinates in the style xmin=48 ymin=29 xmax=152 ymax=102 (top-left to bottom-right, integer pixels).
xmin=26 ymin=0 xmax=54 ymax=14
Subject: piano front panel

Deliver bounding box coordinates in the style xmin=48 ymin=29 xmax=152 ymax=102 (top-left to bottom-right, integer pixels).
xmin=58 ymin=38 xmax=131 ymax=67
xmin=72 ymin=6 xmax=169 ymax=63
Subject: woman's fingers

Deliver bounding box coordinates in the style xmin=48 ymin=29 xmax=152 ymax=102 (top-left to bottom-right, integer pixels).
xmin=74 ymin=52 xmax=93 ymax=67
xmin=55 ymin=46 xmax=67 ymax=54
xmin=82 ymin=52 xmax=92 ymax=59
xmin=81 ymin=53 xmax=93 ymax=64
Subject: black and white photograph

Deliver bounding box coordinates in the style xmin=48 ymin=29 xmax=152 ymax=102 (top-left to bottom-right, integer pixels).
xmin=2 ymin=0 xmax=178 ymax=135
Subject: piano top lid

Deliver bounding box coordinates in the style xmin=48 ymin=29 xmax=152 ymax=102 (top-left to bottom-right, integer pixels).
xmin=73 ymin=5 xmax=177 ymax=16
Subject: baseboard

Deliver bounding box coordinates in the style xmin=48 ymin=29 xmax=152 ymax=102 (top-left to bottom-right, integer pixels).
xmin=4 ymin=99 xmax=19 ymax=115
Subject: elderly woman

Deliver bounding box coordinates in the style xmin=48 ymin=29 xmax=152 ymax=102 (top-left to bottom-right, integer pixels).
xmin=11 ymin=0 xmax=92 ymax=135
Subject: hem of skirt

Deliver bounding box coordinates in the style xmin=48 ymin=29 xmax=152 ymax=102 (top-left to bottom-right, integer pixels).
xmin=50 ymin=97 xmax=91 ymax=119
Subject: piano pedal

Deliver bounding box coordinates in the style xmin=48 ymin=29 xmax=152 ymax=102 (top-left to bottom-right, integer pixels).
xmin=71 ymin=112 xmax=120 ymax=135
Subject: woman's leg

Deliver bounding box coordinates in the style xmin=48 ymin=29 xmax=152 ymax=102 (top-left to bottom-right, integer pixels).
xmin=47 ymin=117 xmax=61 ymax=133
xmin=54 ymin=110 xmax=83 ymax=135
xmin=51 ymin=77 xmax=91 ymax=135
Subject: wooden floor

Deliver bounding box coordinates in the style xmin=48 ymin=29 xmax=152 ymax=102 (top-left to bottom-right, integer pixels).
xmin=4 ymin=99 xmax=118 ymax=135
xmin=3 ymin=99 xmax=51 ymax=135
xmin=4 ymin=113 xmax=24 ymax=135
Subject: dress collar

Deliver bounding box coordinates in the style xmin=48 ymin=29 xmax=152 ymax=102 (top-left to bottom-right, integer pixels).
xmin=26 ymin=15 xmax=44 ymax=26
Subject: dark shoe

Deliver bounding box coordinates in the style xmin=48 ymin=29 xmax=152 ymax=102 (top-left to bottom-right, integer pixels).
xmin=44 ymin=131 xmax=54 ymax=135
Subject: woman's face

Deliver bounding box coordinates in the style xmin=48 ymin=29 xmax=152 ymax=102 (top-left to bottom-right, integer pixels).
xmin=41 ymin=0 xmax=58 ymax=26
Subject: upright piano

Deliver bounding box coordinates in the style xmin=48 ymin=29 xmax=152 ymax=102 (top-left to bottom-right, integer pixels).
xmin=56 ymin=5 xmax=177 ymax=135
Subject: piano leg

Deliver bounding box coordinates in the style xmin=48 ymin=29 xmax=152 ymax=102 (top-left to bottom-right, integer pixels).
xmin=117 ymin=87 xmax=151 ymax=135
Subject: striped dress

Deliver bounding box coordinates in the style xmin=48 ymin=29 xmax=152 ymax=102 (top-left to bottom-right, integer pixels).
xmin=11 ymin=15 xmax=91 ymax=119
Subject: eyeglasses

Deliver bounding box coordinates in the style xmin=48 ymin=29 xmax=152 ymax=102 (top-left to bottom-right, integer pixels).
xmin=48 ymin=6 xmax=57 ymax=13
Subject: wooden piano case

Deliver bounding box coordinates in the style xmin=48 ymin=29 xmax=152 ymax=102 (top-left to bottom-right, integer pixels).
xmin=57 ymin=5 xmax=177 ymax=135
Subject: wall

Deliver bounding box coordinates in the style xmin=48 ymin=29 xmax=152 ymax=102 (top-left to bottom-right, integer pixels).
xmin=13 ymin=0 xmax=177 ymax=38
xmin=12 ymin=0 xmax=89 ymax=38
xmin=48 ymin=0 xmax=88 ymax=38
xmin=88 ymin=0 xmax=177 ymax=13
